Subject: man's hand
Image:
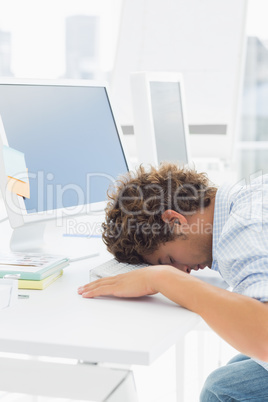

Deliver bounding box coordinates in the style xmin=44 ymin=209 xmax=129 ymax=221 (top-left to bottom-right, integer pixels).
xmin=77 ymin=266 xmax=162 ymax=298
xmin=78 ymin=264 xmax=268 ymax=362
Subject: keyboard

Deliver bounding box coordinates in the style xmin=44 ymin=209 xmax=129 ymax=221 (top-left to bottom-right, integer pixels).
xmin=89 ymin=258 xmax=149 ymax=282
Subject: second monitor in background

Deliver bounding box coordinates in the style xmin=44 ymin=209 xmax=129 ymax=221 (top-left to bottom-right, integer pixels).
xmin=130 ymin=72 xmax=191 ymax=167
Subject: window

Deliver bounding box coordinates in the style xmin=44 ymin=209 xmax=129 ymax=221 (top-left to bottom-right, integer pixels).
xmin=0 ymin=0 xmax=122 ymax=80
xmin=238 ymin=0 xmax=268 ymax=178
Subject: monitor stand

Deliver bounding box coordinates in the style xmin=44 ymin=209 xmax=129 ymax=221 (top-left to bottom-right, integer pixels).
xmin=10 ymin=217 xmax=104 ymax=262
xmin=10 ymin=222 xmax=46 ymax=252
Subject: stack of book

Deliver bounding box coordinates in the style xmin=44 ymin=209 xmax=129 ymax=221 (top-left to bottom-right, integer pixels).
xmin=0 ymin=252 xmax=69 ymax=290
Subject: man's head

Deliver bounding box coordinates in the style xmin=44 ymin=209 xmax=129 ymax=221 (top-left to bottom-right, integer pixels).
xmin=102 ymin=163 xmax=217 ymax=268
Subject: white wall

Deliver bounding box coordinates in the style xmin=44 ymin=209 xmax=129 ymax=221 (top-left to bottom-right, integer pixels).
xmin=111 ymin=0 xmax=248 ymax=162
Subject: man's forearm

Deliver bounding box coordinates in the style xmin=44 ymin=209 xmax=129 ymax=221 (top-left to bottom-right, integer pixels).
xmin=154 ymin=267 xmax=268 ymax=362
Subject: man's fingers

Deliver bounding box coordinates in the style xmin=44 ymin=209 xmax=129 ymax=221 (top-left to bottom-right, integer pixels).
xmin=81 ymin=284 xmax=116 ymax=298
xmin=78 ymin=277 xmax=118 ymax=294
xmin=77 ymin=267 xmax=157 ymax=299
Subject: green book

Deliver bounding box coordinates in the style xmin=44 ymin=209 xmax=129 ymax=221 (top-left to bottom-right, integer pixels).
xmin=0 ymin=252 xmax=69 ymax=280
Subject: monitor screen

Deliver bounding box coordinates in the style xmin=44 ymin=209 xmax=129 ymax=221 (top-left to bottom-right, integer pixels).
xmin=0 ymin=83 xmax=128 ymax=215
xmin=130 ymin=72 xmax=190 ymax=167
xmin=149 ymin=81 xmax=188 ymax=164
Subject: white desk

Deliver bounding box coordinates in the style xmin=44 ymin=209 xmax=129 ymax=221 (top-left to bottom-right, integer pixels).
xmin=0 ymin=256 xmax=201 ymax=363
xmin=0 ymin=253 xmax=202 ymax=401
xmin=0 ymin=219 xmax=226 ymax=401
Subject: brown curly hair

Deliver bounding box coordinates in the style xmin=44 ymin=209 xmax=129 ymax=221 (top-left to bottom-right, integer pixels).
xmin=102 ymin=163 xmax=217 ymax=264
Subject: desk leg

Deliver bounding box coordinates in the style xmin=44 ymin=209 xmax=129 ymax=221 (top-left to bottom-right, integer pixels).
xmin=106 ymin=371 xmax=138 ymax=402
xmin=176 ymin=338 xmax=185 ymax=402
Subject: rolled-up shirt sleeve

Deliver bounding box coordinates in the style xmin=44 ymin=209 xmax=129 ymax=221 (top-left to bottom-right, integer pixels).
xmin=214 ymin=200 xmax=268 ymax=302
xmin=212 ymin=176 xmax=268 ymax=371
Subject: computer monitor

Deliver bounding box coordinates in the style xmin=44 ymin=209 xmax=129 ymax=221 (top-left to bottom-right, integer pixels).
xmin=0 ymin=78 xmax=129 ymax=251
xmin=110 ymin=0 xmax=247 ymax=164
xmin=130 ymin=72 xmax=191 ymax=167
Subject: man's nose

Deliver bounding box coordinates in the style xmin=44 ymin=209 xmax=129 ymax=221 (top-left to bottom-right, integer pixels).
xmin=171 ymin=262 xmax=191 ymax=274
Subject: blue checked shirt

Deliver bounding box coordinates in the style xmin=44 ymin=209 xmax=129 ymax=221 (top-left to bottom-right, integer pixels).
xmin=212 ymin=174 xmax=268 ymax=370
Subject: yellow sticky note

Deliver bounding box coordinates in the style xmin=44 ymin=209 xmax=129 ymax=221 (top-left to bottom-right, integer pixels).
xmin=7 ymin=176 xmax=30 ymax=198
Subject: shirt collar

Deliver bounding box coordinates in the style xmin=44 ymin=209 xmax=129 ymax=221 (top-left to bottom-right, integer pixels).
xmin=211 ymin=183 xmax=234 ymax=271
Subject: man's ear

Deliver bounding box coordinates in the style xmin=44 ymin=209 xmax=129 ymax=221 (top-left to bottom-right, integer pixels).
xmin=161 ymin=210 xmax=187 ymax=226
